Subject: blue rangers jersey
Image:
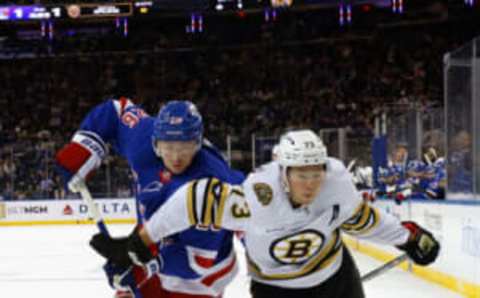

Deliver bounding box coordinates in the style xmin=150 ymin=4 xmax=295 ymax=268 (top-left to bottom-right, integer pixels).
xmin=74 ymin=98 xmax=244 ymax=295
xmin=378 ymin=162 xmax=407 ymax=194
xmin=406 ymin=159 xmax=445 ymax=199
xmin=376 ymin=166 xmax=391 ymax=193
xmin=424 ymin=158 xmax=446 ymax=199
xmin=406 ymin=159 xmax=428 ymax=193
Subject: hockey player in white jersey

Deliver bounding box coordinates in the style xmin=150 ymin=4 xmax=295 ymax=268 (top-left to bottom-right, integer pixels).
xmin=107 ymin=129 xmax=440 ymax=298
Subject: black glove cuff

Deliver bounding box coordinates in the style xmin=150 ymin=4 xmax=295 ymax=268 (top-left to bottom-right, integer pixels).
xmin=89 ymin=233 xmax=132 ymax=268
xmin=128 ymin=231 xmax=154 ymax=264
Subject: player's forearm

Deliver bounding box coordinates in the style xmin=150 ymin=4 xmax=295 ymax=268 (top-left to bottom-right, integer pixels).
xmin=139 ymin=227 xmax=155 ymax=246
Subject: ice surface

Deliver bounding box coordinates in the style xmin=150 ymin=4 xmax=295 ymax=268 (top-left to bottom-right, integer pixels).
xmin=0 ymin=225 xmax=461 ymax=298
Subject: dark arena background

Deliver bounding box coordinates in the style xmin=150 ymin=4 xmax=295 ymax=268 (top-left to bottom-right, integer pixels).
xmin=1 ymin=0 xmax=480 ymax=297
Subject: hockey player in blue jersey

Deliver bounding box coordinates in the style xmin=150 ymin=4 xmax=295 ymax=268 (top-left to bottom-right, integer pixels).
xmin=376 ymin=145 xmax=411 ymax=202
xmin=408 ymin=147 xmax=446 ymax=199
xmin=56 ymin=98 xmax=244 ymax=298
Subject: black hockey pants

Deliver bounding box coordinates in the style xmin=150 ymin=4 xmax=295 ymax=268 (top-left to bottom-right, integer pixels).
xmin=250 ymin=247 xmax=365 ymax=298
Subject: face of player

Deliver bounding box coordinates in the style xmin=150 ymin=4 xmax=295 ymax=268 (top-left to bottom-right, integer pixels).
xmin=393 ymin=147 xmax=408 ymax=163
xmin=155 ymin=140 xmax=198 ymax=174
xmin=287 ymin=165 xmax=326 ymax=206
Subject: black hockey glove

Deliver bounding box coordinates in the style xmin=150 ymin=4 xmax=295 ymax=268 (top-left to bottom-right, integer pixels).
xmin=125 ymin=230 xmax=162 ymax=282
xmin=89 ymin=232 xmax=131 ymax=268
xmin=397 ymin=221 xmax=440 ymax=266
xmin=90 ymin=228 xmax=161 ymax=279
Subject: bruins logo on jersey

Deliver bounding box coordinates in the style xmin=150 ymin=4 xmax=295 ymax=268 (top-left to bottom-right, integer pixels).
xmin=253 ymin=183 xmax=273 ymax=206
xmin=249 ymin=229 xmax=343 ymax=280
xmin=270 ymin=229 xmax=325 ymax=265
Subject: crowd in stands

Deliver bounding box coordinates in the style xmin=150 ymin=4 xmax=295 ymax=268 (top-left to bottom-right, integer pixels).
xmin=0 ymin=11 xmax=478 ymax=200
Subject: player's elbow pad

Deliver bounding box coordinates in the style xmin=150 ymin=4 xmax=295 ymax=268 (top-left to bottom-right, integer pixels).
xmin=56 ymin=132 xmax=106 ymax=181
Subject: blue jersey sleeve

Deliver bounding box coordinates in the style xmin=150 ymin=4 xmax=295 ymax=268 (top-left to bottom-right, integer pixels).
xmin=56 ymin=98 xmax=140 ymax=182
xmin=79 ymin=97 xmax=144 ymax=143
xmin=199 ymin=145 xmax=245 ymax=184
xmin=76 ymin=98 xmax=152 ymax=157
xmin=78 ymin=99 xmax=121 ymax=144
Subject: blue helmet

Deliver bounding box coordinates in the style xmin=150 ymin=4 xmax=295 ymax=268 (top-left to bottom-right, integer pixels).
xmin=152 ymin=100 xmax=203 ymax=144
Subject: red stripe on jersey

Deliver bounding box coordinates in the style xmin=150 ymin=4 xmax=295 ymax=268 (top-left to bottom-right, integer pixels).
xmin=119 ymin=97 xmax=130 ymax=115
xmin=132 ymin=266 xmax=163 ymax=298
xmin=194 ymin=255 xmax=215 ymax=269
xmin=201 ymin=256 xmax=236 ymax=287
xmin=132 ymin=266 xmax=223 ymax=298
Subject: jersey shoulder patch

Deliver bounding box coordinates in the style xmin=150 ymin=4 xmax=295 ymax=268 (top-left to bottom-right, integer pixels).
xmin=253 ymin=183 xmax=273 ymax=206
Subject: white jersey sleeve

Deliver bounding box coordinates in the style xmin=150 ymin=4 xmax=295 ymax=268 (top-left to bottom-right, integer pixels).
xmin=144 ymin=178 xmax=250 ymax=243
xmin=334 ymin=162 xmax=409 ymax=245
xmin=310 ymin=158 xmax=409 ymax=246
xmin=341 ymin=200 xmax=409 ymax=246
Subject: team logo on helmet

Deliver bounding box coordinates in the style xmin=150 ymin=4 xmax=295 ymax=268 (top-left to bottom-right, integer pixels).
xmin=169 ymin=116 xmax=184 ymax=125
xmin=253 ymin=183 xmax=273 ymax=206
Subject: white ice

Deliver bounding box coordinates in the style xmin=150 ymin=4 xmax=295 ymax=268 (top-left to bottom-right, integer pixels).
xmin=0 ymin=225 xmax=461 ymax=298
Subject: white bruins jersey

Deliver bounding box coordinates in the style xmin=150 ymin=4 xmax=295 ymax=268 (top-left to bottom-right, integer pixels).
xmin=144 ymin=158 xmax=410 ymax=289
xmin=144 ymin=177 xmax=249 ymax=245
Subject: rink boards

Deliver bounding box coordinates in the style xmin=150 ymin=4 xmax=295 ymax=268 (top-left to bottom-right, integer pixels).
xmin=346 ymin=199 xmax=480 ymax=298
xmin=0 ymin=198 xmax=136 ymax=226
xmin=0 ymin=198 xmax=479 ymax=297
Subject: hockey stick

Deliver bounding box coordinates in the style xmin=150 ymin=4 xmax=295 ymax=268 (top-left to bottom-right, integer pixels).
xmin=361 ymin=253 xmax=409 ymax=282
xmin=76 ymin=180 xmax=110 ymax=237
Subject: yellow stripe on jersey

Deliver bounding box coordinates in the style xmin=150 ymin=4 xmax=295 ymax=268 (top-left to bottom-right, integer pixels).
xmin=248 ymin=230 xmax=343 ymax=280
xmin=187 ymin=180 xmax=199 ymax=226
xmin=341 ymin=202 xmax=381 ymax=235
xmin=213 ymin=182 xmax=233 ymax=227
xmin=201 ymin=178 xmax=216 ymax=226
xmin=342 ymin=202 xmax=369 ymax=229
xmin=186 ymin=178 xmax=235 ymax=228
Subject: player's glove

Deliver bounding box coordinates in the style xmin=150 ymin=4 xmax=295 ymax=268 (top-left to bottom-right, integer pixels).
xmin=90 ymin=229 xmax=162 ymax=281
xmin=126 ymin=231 xmax=161 ymax=281
xmin=55 ymin=133 xmax=106 ymax=193
xmin=397 ymin=221 xmax=440 ymax=266
xmin=103 ymin=261 xmax=137 ymax=295
xmin=90 ymin=233 xmax=132 ymax=268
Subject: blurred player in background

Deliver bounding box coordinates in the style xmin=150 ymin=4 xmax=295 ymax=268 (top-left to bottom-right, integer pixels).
xmin=377 ymin=144 xmax=413 ymax=203
xmin=407 ymin=147 xmax=446 ymax=199
xmin=102 ymin=129 xmax=440 ymax=298
xmin=56 ymin=98 xmax=244 ymax=298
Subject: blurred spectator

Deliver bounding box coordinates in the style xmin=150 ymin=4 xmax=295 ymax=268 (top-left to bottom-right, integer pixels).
xmin=0 ymin=14 xmax=476 ymax=200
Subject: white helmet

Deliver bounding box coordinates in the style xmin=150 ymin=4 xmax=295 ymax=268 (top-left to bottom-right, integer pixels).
xmin=277 ymin=129 xmax=328 ymax=167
